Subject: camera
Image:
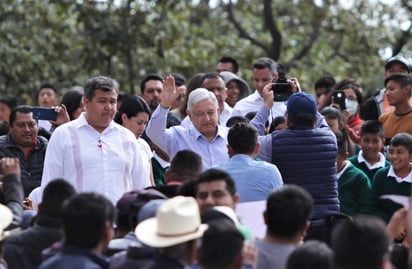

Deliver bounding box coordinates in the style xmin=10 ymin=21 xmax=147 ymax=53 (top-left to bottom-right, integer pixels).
xmin=271 ymin=76 xmax=292 ymax=101
xmin=332 ymin=90 xmax=346 ymax=110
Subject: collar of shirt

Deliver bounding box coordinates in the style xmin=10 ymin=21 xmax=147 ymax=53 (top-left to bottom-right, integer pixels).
xmin=357 ymin=151 xmax=386 ymax=170
xmin=337 ymin=161 xmax=352 ymax=179
xmin=251 ymin=90 xmax=263 ymax=101
xmin=189 ymin=124 xmax=227 ymax=142
xmin=387 ymin=164 xmax=412 ymax=183
xmin=74 ymin=112 xmax=116 ymax=132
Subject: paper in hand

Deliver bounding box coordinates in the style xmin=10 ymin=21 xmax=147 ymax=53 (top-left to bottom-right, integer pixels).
xmin=380 ymin=194 xmax=410 ymax=208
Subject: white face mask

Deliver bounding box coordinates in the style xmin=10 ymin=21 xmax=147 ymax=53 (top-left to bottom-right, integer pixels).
xmin=345 ymin=99 xmax=358 ymax=116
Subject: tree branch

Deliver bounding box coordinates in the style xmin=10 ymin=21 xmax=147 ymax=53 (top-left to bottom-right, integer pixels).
xmin=226 ymin=0 xmax=271 ymax=55
xmin=262 ymin=0 xmax=281 ymax=60
xmin=391 ymin=21 xmax=412 ymax=56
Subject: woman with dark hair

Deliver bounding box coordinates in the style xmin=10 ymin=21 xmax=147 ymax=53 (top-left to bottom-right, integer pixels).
xmin=330 ymin=79 xmax=364 ymax=144
xmin=61 ymin=89 xmax=85 ymax=121
xmin=115 ymin=96 xmax=154 ymax=185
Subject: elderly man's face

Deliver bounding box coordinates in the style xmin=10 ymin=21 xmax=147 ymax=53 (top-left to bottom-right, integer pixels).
xmin=188 ymin=99 xmax=219 ymax=139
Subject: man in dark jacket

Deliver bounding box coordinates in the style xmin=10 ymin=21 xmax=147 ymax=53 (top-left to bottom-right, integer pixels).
xmin=0 ymin=105 xmax=47 ymax=197
xmin=4 ymin=179 xmax=76 ymax=269
xmin=258 ymin=91 xmax=340 ymax=244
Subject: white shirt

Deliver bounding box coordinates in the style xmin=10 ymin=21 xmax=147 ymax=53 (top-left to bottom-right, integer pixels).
xmin=231 ymin=90 xmax=287 ymax=121
xmin=357 ymin=151 xmax=387 ymax=170
xmin=388 ymin=164 xmax=412 ymax=184
xmin=146 ymin=105 xmax=229 ymax=170
xmin=137 ymin=138 xmax=153 ymax=161
xmin=41 ymin=113 xmax=151 ymax=204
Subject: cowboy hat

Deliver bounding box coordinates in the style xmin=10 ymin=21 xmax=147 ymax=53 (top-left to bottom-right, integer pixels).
xmin=135 ymin=196 xmax=208 ymax=248
xmin=0 ymin=204 xmax=13 ymax=241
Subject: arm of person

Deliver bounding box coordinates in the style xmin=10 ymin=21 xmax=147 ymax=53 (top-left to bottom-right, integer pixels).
xmin=1 ymin=157 xmax=23 ymax=229
xmin=250 ymin=83 xmax=274 ymax=135
xmin=145 ymin=75 xmax=180 ymax=155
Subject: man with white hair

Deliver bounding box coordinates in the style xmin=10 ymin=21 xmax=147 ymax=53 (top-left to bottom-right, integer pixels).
xmin=146 ymin=76 xmax=271 ymax=170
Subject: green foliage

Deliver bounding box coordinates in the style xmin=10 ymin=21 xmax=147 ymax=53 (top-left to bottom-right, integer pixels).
xmin=0 ymin=0 xmax=411 ymax=104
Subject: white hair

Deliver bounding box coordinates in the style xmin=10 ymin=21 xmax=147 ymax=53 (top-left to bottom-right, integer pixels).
xmin=187 ymin=88 xmax=218 ymax=112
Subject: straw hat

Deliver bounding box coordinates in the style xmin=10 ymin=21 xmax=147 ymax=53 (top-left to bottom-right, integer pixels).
xmin=135 ymin=196 xmax=208 ymax=248
xmin=0 ymin=204 xmax=13 ymax=241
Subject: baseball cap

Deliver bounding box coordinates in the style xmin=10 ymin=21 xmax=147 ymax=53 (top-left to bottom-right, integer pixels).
xmin=286 ymin=92 xmax=317 ymax=125
xmin=385 ymin=55 xmax=410 ymax=73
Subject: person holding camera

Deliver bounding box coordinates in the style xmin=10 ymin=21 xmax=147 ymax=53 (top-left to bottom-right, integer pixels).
xmin=257 ymin=86 xmax=340 ymax=244
xmin=232 ymin=57 xmax=303 ymax=124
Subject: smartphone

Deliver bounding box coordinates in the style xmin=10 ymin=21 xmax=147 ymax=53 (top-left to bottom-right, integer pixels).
xmin=32 ymin=107 xmax=57 ymax=121
xmin=332 ymin=90 xmax=346 ymax=110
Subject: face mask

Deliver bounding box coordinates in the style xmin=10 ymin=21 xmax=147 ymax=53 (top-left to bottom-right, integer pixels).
xmin=345 ymin=99 xmax=358 ymax=116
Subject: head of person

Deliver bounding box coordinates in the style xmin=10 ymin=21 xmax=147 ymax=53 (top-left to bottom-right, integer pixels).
xmin=201 ymin=72 xmax=227 ymax=114
xmin=216 ymin=56 xmax=239 ymax=74
xmin=334 ymin=130 xmax=349 ymax=170
xmin=384 ymin=74 xmax=412 ymax=106
xmin=227 ymin=122 xmax=258 ymax=157
xmin=169 ymin=73 xmax=187 ymax=110
xmin=359 ymin=120 xmax=385 ymax=162
xmin=166 ymin=150 xmax=203 ymax=183
xmin=61 ymin=89 xmax=85 ymax=120
xmin=269 ymin=116 xmax=287 ymax=133
xmin=320 ymin=106 xmax=344 ymax=132
xmin=314 ymin=76 xmax=336 ymax=100
xmin=388 ymin=132 xmax=412 ymax=173
xmin=187 ymin=88 xmax=219 ymax=139
xmin=384 ymin=55 xmax=410 ymax=79
xmin=135 ymin=196 xmax=208 ymax=265
xmin=37 ymin=83 xmax=59 ymax=108
xmin=9 ymin=105 xmax=38 ymax=148
xmin=61 ymin=193 xmax=116 ymax=252
xmin=331 ymin=216 xmax=390 ymax=269
xmin=39 ymin=179 xmax=76 ymax=218
xmin=0 ymin=96 xmax=18 ymax=124
xmin=264 ymin=185 xmax=313 ymax=242
xmin=252 ymin=57 xmax=278 ymax=96
xmin=177 ymin=73 xmax=206 ymax=118
xmin=225 ymin=116 xmax=250 ymax=128
xmin=286 ymin=92 xmax=317 ymax=128
xmin=83 ymin=76 xmax=118 ymax=133
xmin=199 ymin=219 xmax=244 ymax=269
xmin=335 ymin=82 xmax=363 ymax=118
xmin=219 ymin=71 xmax=250 ymax=107
xmin=115 ymin=189 xmax=167 ymax=236
xmin=286 ymin=240 xmax=333 ymax=269
xmin=140 ymin=74 xmax=163 ymax=112
xmin=314 ymin=76 xmax=336 ymax=110
xmin=195 ymin=168 xmax=239 ymax=213
xmin=114 ymin=96 xmax=150 ymax=139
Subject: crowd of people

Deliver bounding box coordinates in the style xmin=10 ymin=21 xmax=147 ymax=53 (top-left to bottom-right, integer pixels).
xmin=0 ymin=54 xmax=412 ymax=269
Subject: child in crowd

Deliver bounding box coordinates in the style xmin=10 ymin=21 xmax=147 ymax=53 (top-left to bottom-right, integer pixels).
xmin=334 ymin=130 xmax=371 ymax=216
xmin=348 ymin=120 xmax=390 ymax=183
xmin=370 ymin=133 xmax=412 ymax=223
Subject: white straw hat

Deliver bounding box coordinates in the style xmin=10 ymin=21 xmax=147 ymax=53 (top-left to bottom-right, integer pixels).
xmin=0 ymin=204 xmax=13 ymax=241
xmin=135 ymin=196 xmax=208 ymax=248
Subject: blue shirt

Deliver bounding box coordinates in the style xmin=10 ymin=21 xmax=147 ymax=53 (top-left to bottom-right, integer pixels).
xmin=146 ymin=106 xmax=229 ymax=170
xmin=215 ymin=154 xmax=283 ymax=202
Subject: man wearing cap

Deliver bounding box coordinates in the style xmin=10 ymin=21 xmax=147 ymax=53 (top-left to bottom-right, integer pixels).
xmin=135 ymin=196 xmax=208 ymax=269
xmin=361 ymin=55 xmax=411 ymax=121
xmin=257 ymin=91 xmax=339 ymax=243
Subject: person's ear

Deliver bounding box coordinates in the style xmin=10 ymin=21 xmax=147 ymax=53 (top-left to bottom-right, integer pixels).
xmin=263 ymin=210 xmax=267 ymax=225
xmin=232 ymin=193 xmax=240 ymax=209
xmin=254 ymin=143 xmax=260 ymax=155
xmin=227 ymin=144 xmax=234 ymax=157
xmin=187 ymin=110 xmax=192 ymax=121
xmin=121 ymin=113 xmax=128 ymax=123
